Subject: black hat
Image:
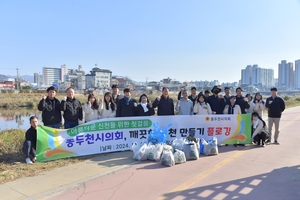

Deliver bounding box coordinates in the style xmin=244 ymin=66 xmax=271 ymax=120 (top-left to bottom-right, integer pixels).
xmin=230 ymin=95 xmax=236 ymax=99
xmin=270 ymin=87 xmax=278 ymax=91
xmin=211 ymin=86 xmax=221 ymax=93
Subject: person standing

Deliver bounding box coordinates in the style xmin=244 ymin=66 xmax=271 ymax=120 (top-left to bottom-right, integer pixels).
xmin=223 ymin=96 xmax=242 ymax=114
xmin=235 ymin=87 xmax=250 ymax=114
xmin=38 ymin=86 xmax=61 ymax=128
xmin=253 ymin=92 xmax=265 ymax=117
xmin=99 ymin=92 xmax=116 ymax=118
xmin=83 ymin=94 xmax=99 ymax=122
xmin=152 ymin=87 xmax=175 ymax=116
xmin=116 ymin=88 xmax=137 ymax=117
xmin=188 ymin=87 xmax=198 ymax=106
xmin=265 ymin=87 xmax=285 ymax=144
xmin=175 ymin=90 xmax=194 ymax=115
xmin=61 ymin=87 xmax=83 ymax=129
xmin=246 ymin=94 xmax=255 ymax=114
xmin=193 ymin=93 xmax=212 ymax=115
xmin=22 ymin=116 xmax=38 ymax=164
xmin=135 ymin=94 xmax=155 ymax=116
xmin=207 ymin=86 xmax=226 ymax=114
xmin=224 ymin=87 xmax=231 ymax=105
xmin=111 ymin=84 xmax=122 ymax=105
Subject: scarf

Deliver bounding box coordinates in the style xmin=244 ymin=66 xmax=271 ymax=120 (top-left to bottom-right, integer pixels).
xmin=141 ymin=102 xmax=149 ymax=112
xmin=228 ymin=104 xmax=235 ymax=114
xmin=124 ymin=96 xmax=131 ymax=105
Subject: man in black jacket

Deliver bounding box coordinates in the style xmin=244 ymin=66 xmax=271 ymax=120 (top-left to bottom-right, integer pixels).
xmin=188 ymin=87 xmax=198 ymax=106
xmin=235 ymin=87 xmax=250 ymax=114
xmin=111 ymin=84 xmax=122 ymax=105
xmin=22 ymin=116 xmax=38 ymax=164
xmin=152 ymin=87 xmax=175 ymax=116
xmin=207 ymin=86 xmax=226 ymax=114
xmin=265 ymin=87 xmax=285 ymax=144
xmin=61 ymin=87 xmax=83 ymax=129
xmin=116 ymin=88 xmax=137 ymax=117
xmin=38 ymin=86 xmax=61 ymax=128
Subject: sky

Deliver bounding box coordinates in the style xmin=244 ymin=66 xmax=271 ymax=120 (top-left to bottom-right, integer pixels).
xmin=1 ymin=0 xmax=300 ymax=83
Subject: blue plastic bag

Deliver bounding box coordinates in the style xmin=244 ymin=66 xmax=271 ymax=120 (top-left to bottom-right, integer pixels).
xmin=147 ymin=123 xmax=172 ymax=144
xmin=200 ymin=138 xmax=213 ymax=154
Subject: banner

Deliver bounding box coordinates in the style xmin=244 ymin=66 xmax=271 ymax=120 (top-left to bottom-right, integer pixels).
xmin=36 ymin=114 xmax=251 ymax=162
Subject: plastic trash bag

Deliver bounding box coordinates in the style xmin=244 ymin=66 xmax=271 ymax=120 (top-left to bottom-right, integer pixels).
xmin=183 ymin=141 xmax=199 ymax=160
xmin=148 ymin=123 xmax=172 ymax=144
xmin=132 ymin=142 xmax=148 ymax=161
xmin=161 ymin=147 xmax=175 ymax=167
xmin=147 ymin=143 xmax=163 ymax=161
xmin=173 ymin=149 xmax=186 ymax=164
xmin=172 ymin=138 xmax=185 ymax=151
xmin=203 ymin=137 xmax=218 ymax=156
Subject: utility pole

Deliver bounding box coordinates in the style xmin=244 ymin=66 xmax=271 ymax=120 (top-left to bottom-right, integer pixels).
xmin=16 ymin=68 xmax=19 ymax=90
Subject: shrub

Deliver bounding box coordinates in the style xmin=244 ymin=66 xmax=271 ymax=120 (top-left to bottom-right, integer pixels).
xmin=283 ymin=95 xmax=290 ymax=101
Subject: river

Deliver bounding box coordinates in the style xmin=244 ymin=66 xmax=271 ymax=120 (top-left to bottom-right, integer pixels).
xmin=0 ymin=108 xmax=42 ymax=131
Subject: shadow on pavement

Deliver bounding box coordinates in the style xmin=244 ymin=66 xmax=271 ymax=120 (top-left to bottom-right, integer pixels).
xmin=161 ymin=165 xmax=300 ymax=200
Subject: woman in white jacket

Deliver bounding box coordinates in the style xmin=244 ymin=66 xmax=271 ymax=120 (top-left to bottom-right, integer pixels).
xmin=193 ymin=93 xmax=212 ymax=115
xmin=99 ymin=92 xmax=116 ymax=118
xmin=252 ymin=112 xmax=268 ymax=146
xmin=84 ymin=94 xmax=100 ymax=122
xmin=223 ymin=96 xmax=242 ymax=114
xmin=253 ymin=92 xmax=265 ymax=117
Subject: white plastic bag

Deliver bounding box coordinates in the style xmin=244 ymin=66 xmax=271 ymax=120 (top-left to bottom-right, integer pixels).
xmin=147 ymin=143 xmax=163 ymax=161
xmin=171 ymin=138 xmax=185 ymax=151
xmin=173 ymin=149 xmax=186 ymax=164
xmin=132 ymin=143 xmax=149 ymax=161
xmin=183 ymin=141 xmax=199 ymax=160
xmin=161 ymin=148 xmax=175 ymax=167
xmin=203 ymin=137 xmax=218 ymax=156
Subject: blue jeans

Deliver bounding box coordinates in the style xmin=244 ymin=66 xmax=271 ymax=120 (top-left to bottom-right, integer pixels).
xmin=22 ymin=140 xmax=36 ymax=158
xmin=64 ymin=121 xmax=78 ymax=129
xmin=46 ymin=123 xmax=61 ymax=128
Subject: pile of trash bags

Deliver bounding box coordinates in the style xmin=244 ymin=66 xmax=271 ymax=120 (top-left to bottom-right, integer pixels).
xmin=132 ymin=123 xmax=219 ymax=167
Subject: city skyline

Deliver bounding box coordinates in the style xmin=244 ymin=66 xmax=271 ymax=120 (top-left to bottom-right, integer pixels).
xmin=1 ymin=1 xmax=300 ymax=83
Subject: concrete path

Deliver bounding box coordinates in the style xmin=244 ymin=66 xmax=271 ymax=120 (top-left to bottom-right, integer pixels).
xmin=1 ymin=106 xmax=300 ymax=200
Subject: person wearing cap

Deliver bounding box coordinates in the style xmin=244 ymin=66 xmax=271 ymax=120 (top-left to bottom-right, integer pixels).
xmin=188 ymin=87 xmax=198 ymax=106
xmin=207 ymin=86 xmax=226 ymax=114
xmin=224 ymin=87 xmax=231 ymax=105
xmin=235 ymin=87 xmax=250 ymax=114
xmin=116 ymin=88 xmax=137 ymax=117
xmin=253 ymin=92 xmax=265 ymax=117
xmin=265 ymin=87 xmax=285 ymax=144
xmin=223 ymin=95 xmax=241 ymax=114
xmin=111 ymin=84 xmax=122 ymax=105
xmin=38 ymin=86 xmax=61 ymax=128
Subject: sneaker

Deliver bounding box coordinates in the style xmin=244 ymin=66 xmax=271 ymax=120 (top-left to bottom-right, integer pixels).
xmin=274 ymin=140 xmax=280 ymax=145
xmin=26 ymin=158 xmax=33 ymax=164
xmin=261 ymin=141 xmax=266 ymax=147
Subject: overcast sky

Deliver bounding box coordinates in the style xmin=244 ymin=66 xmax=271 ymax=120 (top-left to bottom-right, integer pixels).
xmin=1 ymin=0 xmax=300 ymax=83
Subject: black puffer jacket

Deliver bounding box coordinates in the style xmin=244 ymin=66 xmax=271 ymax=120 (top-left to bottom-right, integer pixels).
xmin=38 ymin=98 xmax=61 ymax=125
xmin=60 ymin=98 xmax=83 ymax=122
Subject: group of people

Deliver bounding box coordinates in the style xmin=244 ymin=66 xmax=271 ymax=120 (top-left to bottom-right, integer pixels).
xmin=22 ymin=84 xmax=285 ymax=164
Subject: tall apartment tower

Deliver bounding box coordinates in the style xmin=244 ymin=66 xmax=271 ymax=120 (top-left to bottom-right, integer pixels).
xmin=278 ymin=60 xmax=294 ymax=89
xmin=61 ymin=64 xmax=68 ymax=82
xmin=295 ymin=59 xmax=300 ymax=89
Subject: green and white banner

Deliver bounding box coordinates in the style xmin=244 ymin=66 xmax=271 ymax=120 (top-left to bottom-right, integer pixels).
xmin=36 ymin=114 xmax=251 ymax=162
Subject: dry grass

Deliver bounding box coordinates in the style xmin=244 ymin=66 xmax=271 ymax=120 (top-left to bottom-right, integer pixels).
xmin=0 ymin=129 xmax=97 ymax=184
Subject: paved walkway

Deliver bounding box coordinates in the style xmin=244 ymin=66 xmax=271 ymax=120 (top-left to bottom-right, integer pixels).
xmin=1 ymin=106 xmax=300 ymax=200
